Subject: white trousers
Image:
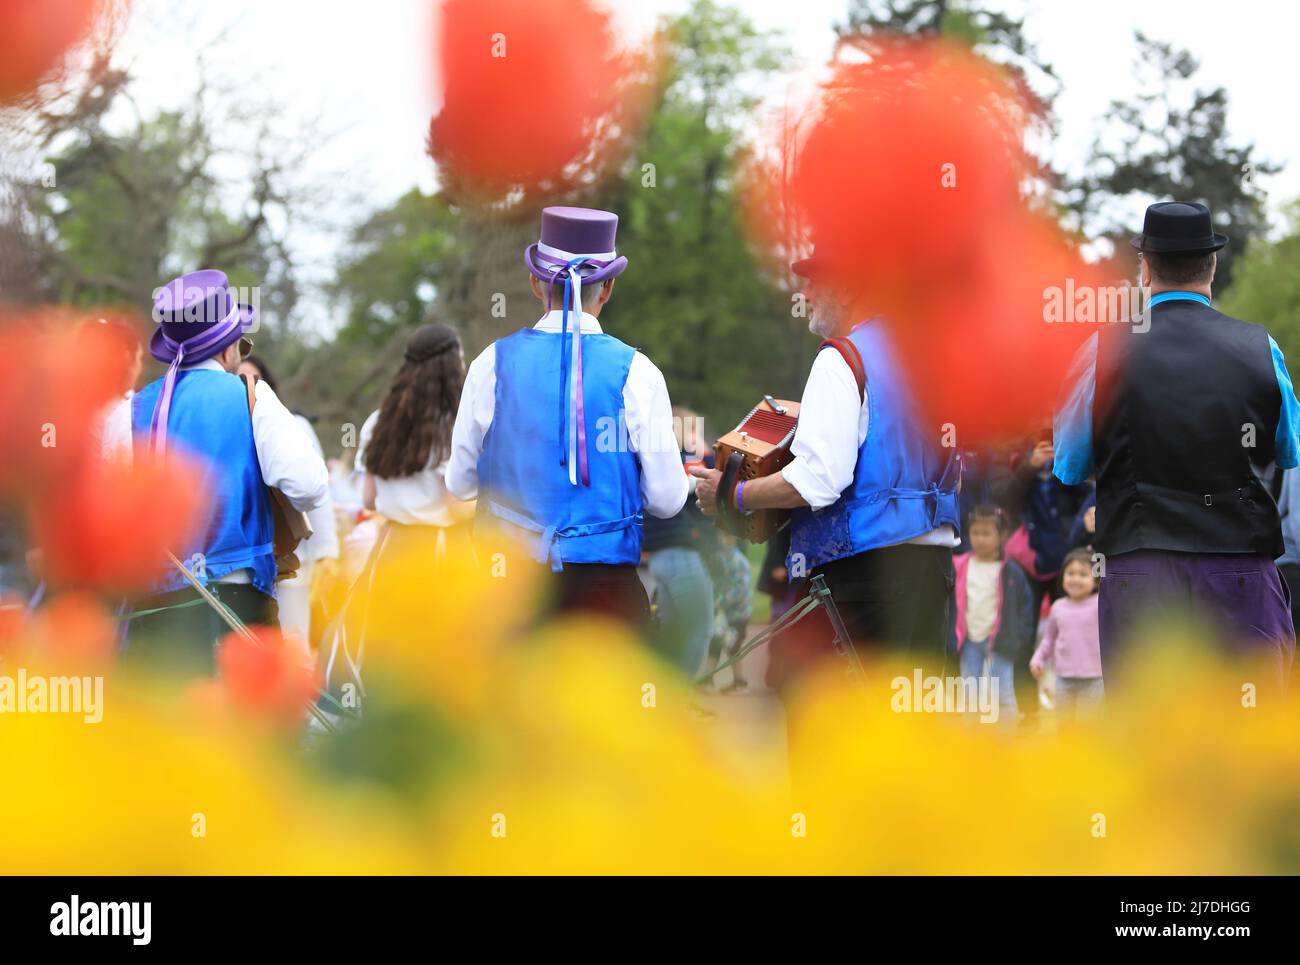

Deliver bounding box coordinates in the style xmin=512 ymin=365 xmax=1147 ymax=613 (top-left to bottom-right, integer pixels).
xmin=277 ymin=558 xmax=315 ymax=656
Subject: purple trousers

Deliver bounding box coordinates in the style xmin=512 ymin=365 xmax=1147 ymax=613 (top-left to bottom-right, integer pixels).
xmin=1099 ymin=550 xmax=1295 ymax=685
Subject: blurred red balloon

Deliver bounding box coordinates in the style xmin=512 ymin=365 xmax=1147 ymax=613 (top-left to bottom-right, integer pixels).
xmin=0 ymin=0 xmax=100 ymax=101
xmin=427 ymin=0 xmax=651 ymax=200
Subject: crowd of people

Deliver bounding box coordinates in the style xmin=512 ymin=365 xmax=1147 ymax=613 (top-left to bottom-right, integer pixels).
xmin=3 ymin=199 xmax=1294 ymax=736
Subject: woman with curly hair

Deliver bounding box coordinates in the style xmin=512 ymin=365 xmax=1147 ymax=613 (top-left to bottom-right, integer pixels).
xmin=320 ymin=323 xmax=473 ymax=706
xmin=357 ymin=323 xmax=467 ymax=528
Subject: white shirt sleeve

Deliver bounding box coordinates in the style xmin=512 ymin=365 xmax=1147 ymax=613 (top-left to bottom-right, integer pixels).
xmin=252 ymin=380 xmax=328 ymax=512
xmin=781 ymin=347 xmax=868 ymax=510
xmin=101 ymin=397 xmax=134 ymax=462
xmin=625 ymin=352 xmax=689 ymax=519
xmin=295 ymin=414 xmax=339 ymax=560
xmin=445 ymin=345 xmax=496 ymax=501
xmin=355 ymin=409 xmax=378 ymax=473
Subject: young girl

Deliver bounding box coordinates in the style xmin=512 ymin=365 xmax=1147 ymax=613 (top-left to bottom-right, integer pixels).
xmin=952 ymin=505 xmax=1036 ymax=726
xmin=1030 ymin=548 xmax=1103 ymax=722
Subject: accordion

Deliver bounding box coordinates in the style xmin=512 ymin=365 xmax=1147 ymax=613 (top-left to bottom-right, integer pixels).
xmin=712 ymin=395 xmax=801 ymax=543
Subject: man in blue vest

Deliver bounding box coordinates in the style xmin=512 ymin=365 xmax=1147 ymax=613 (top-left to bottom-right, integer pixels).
xmin=102 ymin=270 xmax=329 ymax=675
xmin=447 ymin=207 xmax=689 ymax=627
xmin=693 ymin=253 xmax=961 ymax=674
xmin=1054 ymin=201 xmax=1300 ymax=685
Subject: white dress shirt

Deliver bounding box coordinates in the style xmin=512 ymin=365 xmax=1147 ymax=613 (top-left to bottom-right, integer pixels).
xmin=356 ymin=409 xmax=456 ymax=527
xmin=102 ymin=358 xmax=331 ymax=582
xmin=446 ymin=310 xmax=689 ymax=520
xmin=780 ymin=346 xmax=958 ymax=547
xmin=293 ymin=413 xmax=340 ymax=562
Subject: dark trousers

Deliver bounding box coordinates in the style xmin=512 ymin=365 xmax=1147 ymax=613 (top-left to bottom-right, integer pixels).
xmin=548 ymin=562 xmax=652 ymax=633
xmin=813 ymin=543 xmax=956 ymax=677
xmin=123 ymin=583 xmax=276 ymax=678
xmin=1100 ymin=550 xmax=1295 ymax=687
xmin=1279 ymin=563 xmax=1300 ymax=652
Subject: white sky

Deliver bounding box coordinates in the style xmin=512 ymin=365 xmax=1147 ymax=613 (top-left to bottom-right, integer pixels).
xmin=107 ymin=0 xmax=1300 ymax=326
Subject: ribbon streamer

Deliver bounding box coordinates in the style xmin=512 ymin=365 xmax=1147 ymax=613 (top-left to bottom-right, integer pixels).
xmin=535 ymin=249 xmax=612 ymax=487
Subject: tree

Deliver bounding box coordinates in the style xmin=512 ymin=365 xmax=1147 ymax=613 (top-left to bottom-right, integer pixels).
xmin=1218 ymin=201 xmax=1300 ymax=361
xmin=20 ymin=63 xmax=310 ymax=330
xmin=1073 ymin=32 xmax=1279 ymax=292
xmin=331 ymin=189 xmax=461 ymax=346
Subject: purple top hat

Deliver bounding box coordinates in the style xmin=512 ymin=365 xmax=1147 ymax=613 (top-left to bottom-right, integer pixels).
xmin=146 ymin=269 xmax=257 ymax=452
xmin=524 ymin=206 xmax=628 ymax=287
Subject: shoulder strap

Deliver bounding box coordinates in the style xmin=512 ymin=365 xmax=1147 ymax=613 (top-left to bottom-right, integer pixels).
xmin=819 ymin=336 xmax=867 ymax=403
xmin=240 ymin=372 xmax=257 ymax=417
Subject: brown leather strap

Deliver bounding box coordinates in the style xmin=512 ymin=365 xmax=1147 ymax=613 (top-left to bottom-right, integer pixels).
xmin=240 ymin=372 xmax=257 ymax=416
xmin=818 ymin=336 xmax=867 ymax=403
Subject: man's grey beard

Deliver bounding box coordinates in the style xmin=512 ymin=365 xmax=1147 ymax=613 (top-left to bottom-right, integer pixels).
xmin=808 ymin=303 xmax=843 ymax=337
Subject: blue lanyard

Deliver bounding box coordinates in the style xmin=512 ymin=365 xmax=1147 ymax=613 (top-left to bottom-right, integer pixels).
xmin=1149 ymin=291 xmax=1210 ymax=308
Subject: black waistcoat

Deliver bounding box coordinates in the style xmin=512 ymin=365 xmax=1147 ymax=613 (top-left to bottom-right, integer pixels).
xmin=1092 ymin=299 xmax=1283 ymax=557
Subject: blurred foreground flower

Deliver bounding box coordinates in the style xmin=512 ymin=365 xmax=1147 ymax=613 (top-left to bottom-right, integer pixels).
xmin=29 ymin=448 xmax=206 ymax=595
xmin=427 ymin=0 xmax=655 ymax=202
xmin=211 ymin=627 xmax=322 ymax=732
xmin=2 ymin=513 xmax=1299 ymax=873
xmin=0 ymin=0 xmax=100 ymax=101
xmin=747 ymin=37 xmax=1107 ymax=445
xmin=0 ymin=311 xmax=140 ymax=498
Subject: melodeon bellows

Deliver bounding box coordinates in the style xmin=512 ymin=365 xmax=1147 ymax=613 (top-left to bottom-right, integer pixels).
xmin=712 ymin=396 xmax=800 ymax=543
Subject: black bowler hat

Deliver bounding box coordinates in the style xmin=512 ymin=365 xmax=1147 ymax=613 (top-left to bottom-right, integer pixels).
xmin=1130 ymin=201 xmax=1228 ymax=253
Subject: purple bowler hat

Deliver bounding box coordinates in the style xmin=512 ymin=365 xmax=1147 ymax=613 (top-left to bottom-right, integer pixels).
xmin=146 ymin=269 xmax=257 ymax=452
xmin=524 ymin=206 xmax=628 ymax=286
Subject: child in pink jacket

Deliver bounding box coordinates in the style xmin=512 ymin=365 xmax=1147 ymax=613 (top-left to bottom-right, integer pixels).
xmin=1030 ymin=548 xmax=1103 ymax=722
